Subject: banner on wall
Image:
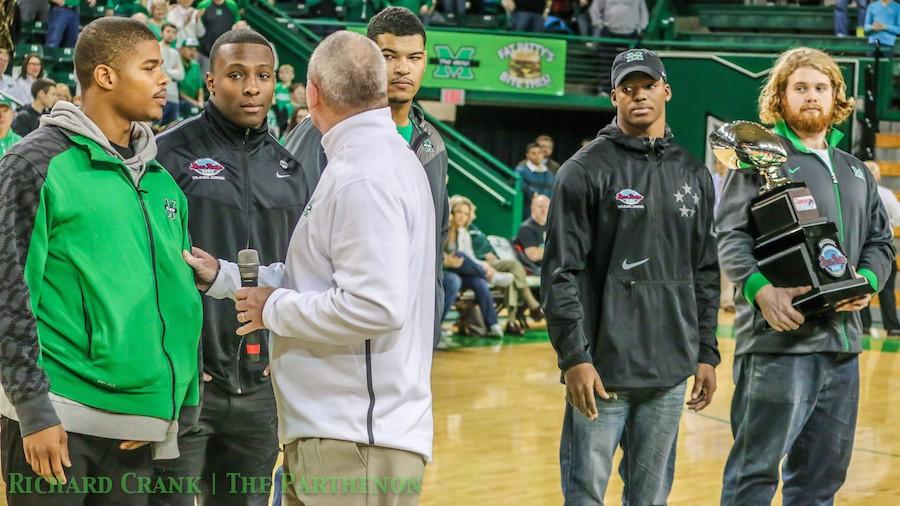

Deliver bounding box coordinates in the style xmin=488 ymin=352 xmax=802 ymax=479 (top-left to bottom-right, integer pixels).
xmin=351 ymin=28 xmax=567 ymax=96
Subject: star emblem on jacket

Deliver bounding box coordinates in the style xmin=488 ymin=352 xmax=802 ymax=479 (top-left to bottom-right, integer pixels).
xmin=673 ymin=182 xmax=699 ymax=218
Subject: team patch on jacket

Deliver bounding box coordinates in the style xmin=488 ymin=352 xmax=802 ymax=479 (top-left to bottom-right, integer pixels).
xmin=189 ymin=158 xmax=226 ymax=180
xmin=615 ymin=188 xmax=645 ymax=209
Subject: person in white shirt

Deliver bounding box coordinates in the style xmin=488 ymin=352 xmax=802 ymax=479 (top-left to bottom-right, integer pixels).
xmin=167 ymin=0 xmax=206 ymax=43
xmin=862 ymin=160 xmax=900 ymax=337
xmin=159 ymin=22 xmax=185 ymax=125
xmin=182 ymin=30 xmax=436 ymax=506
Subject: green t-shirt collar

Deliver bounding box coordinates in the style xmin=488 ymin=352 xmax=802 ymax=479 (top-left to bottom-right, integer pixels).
xmin=772 ymin=120 xmax=844 ymax=154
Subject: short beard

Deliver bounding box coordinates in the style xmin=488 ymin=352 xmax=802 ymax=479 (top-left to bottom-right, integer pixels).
xmin=783 ymin=105 xmax=833 ymax=136
xmin=388 ymin=95 xmax=413 ymax=106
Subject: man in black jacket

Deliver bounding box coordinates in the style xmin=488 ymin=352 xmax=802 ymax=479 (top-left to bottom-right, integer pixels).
xmin=151 ymin=30 xmax=315 ymax=506
xmin=717 ymin=47 xmax=894 ymax=506
xmin=284 ymin=6 xmax=449 ymax=348
xmin=542 ymin=49 xmax=720 ymax=505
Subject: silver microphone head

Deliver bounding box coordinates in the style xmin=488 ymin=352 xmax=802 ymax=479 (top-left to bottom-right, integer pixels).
xmin=237 ymin=249 xmax=260 ymax=279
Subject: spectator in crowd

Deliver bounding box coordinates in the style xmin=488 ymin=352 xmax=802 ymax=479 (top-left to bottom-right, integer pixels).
xmin=19 ymin=0 xmax=50 ymax=23
xmin=10 ymin=53 xmax=44 ymax=106
xmin=280 ymin=104 xmax=309 ymax=142
xmin=445 ymin=197 xmax=506 ymax=338
xmin=549 ymin=0 xmax=591 ymax=35
xmin=168 ymin=0 xmax=207 ymax=42
xmin=12 ymin=78 xmax=58 ymax=137
xmin=289 ymin=82 xmax=306 ymax=114
xmin=0 ymin=49 xmax=18 ymax=101
xmin=47 ymin=0 xmax=94 ymax=48
xmin=178 ymin=38 xmax=204 ymax=117
xmin=55 ymin=83 xmax=73 ymax=102
xmin=861 ymin=160 xmax=900 ymax=337
xmin=504 ymin=0 xmax=549 ymax=32
xmin=147 ymin=0 xmax=170 ymax=39
xmin=274 ymin=63 xmax=294 ymax=132
xmin=835 ymin=0 xmax=869 ymax=37
xmin=198 ymin=0 xmax=241 ymax=55
xmin=515 ymin=193 xmax=549 ymax=275
xmin=536 ymin=133 xmax=561 ymax=172
xmin=389 ymin=0 xmax=436 ymax=23
xmin=160 ymin=22 xmax=185 ymax=125
xmin=106 ymin=0 xmax=150 ymax=17
xmin=337 ymin=0 xmax=387 ymax=22
xmin=589 ymin=0 xmax=648 ymax=38
xmin=440 ymin=0 xmax=466 ymax=24
xmin=516 ymin=142 xmax=555 ymax=211
xmin=0 ymin=93 xmax=22 ymax=157
xmin=448 ymin=195 xmax=541 ymax=335
xmin=864 ymin=0 xmax=900 ymax=55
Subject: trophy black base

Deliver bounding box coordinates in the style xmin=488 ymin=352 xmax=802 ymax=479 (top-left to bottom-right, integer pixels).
xmin=791 ymin=276 xmax=874 ymax=315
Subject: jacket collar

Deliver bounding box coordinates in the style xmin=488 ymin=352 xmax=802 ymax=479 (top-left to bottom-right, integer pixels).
xmin=772 ymin=120 xmax=844 ymax=154
xmin=204 ymin=100 xmax=270 ymax=147
xmin=321 ymin=107 xmax=394 ymax=159
xmin=599 ymin=119 xmax=674 ymax=154
xmin=68 ymin=133 xmax=164 ymax=172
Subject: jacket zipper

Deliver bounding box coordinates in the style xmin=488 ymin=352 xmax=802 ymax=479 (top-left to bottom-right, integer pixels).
xmin=816 ymin=150 xmax=851 ymax=351
xmin=128 ymin=169 xmax=177 ymax=419
xmin=80 ymin=283 xmax=93 ymax=359
xmin=235 ymin=128 xmax=252 ymax=394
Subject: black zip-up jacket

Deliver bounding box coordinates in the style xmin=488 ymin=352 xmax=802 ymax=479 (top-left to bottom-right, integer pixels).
xmin=542 ymin=122 xmax=721 ymax=390
xmin=717 ymin=121 xmax=894 ymax=356
xmin=156 ymin=102 xmax=316 ymax=395
xmin=283 ymin=106 xmax=449 ymax=344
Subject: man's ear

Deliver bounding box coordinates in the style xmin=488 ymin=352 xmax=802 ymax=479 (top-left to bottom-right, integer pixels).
xmin=93 ymin=64 xmax=116 ymax=92
xmin=665 ymin=82 xmax=672 ymax=102
xmin=204 ymin=72 xmax=215 ymax=96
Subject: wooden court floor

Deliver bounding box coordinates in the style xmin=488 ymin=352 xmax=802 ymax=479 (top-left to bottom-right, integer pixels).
xmin=421 ymin=325 xmax=900 ymax=505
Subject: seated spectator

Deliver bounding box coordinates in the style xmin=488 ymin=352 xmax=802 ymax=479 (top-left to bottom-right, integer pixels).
xmin=0 ymin=50 xmax=19 ymax=101
xmin=198 ymin=0 xmax=241 ymax=55
xmin=442 ymin=251 xmax=504 ymax=338
xmin=280 ymin=105 xmax=310 ymax=143
xmin=835 ymin=0 xmax=869 ymax=37
xmin=12 ymin=79 xmax=58 ymax=137
xmin=515 ymin=194 xmax=549 ymax=274
xmin=178 ymin=38 xmax=204 ymax=117
xmin=19 ymin=0 xmax=50 ymax=23
xmin=516 ymin=142 xmax=555 ymax=211
xmin=337 ymin=0 xmax=387 ymax=22
xmin=106 ymin=0 xmax=150 ymax=18
xmin=588 ymin=0 xmax=647 ymax=38
xmin=55 ymin=83 xmax=73 ymax=103
xmin=449 ymin=195 xmax=542 ymax=335
xmin=536 ymin=133 xmax=561 ymax=172
xmin=275 ymin=64 xmax=295 ymax=132
xmin=160 ymin=23 xmax=185 ymax=125
xmin=10 ymin=53 xmax=44 ymax=106
xmin=864 ymin=0 xmax=900 ymax=56
xmin=0 ymin=94 xmax=22 ymax=157
xmin=147 ymin=0 xmax=170 ymax=40
xmin=47 ymin=0 xmax=93 ymax=48
xmin=503 ymin=0 xmax=548 ymax=32
xmin=388 ymin=0 xmax=436 ymax=24
xmin=168 ymin=0 xmax=207 ymax=42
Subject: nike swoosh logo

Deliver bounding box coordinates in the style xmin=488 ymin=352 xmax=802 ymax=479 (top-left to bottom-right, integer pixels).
xmin=788 ymin=166 xmax=801 ymax=175
xmin=276 ymin=172 xmax=290 ymax=179
xmin=622 ymin=258 xmax=649 ymax=270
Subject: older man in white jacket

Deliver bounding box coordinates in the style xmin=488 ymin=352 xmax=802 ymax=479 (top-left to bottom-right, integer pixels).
xmin=183 ymin=31 xmax=436 ymax=506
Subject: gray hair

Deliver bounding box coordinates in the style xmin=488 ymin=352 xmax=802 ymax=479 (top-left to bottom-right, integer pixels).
xmin=307 ymin=31 xmax=387 ymax=112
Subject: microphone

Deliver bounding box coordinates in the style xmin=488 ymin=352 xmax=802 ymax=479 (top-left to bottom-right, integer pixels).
xmin=238 ymin=249 xmax=262 ymax=362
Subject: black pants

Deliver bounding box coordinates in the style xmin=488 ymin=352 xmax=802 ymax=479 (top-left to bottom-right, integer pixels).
xmin=150 ymin=381 xmax=279 ymax=506
xmin=862 ymin=261 xmax=899 ymax=331
xmin=0 ymin=417 xmax=153 ymax=506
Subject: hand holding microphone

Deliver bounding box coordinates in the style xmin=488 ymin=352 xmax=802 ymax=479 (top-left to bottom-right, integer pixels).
xmin=234 ymin=249 xmax=276 ymax=360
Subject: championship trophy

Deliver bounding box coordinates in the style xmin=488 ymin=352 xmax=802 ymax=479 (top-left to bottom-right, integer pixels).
xmin=709 ymin=120 xmax=873 ymax=315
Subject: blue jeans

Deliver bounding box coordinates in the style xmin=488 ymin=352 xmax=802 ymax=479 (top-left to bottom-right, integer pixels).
xmin=619 ymin=434 xmax=676 ymax=506
xmin=560 ymin=380 xmax=686 ymax=505
xmin=721 ymin=353 xmax=859 ymax=506
xmin=834 ymin=0 xmax=867 ymax=35
xmin=46 ymin=6 xmax=80 ymax=48
xmin=510 ymin=11 xmax=545 ymax=32
xmin=442 ymin=272 xmax=462 ymax=322
xmin=447 ymin=252 xmax=499 ymax=327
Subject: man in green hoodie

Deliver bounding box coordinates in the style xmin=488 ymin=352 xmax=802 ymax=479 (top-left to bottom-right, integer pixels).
xmin=0 ymin=17 xmax=202 ymax=505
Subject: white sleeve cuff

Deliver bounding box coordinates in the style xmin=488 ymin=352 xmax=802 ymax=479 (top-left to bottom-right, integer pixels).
xmin=205 ymin=260 xmax=241 ymax=300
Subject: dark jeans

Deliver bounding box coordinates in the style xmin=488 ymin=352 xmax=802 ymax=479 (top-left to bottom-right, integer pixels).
xmin=46 ymin=6 xmax=79 ymax=48
xmin=861 ymin=261 xmax=899 ymax=331
xmin=560 ymin=381 xmax=686 ymax=505
xmin=18 ymin=0 xmax=49 ymax=23
xmin=834 ymin=0 xmax=867 ymax=35
xmin=510 ymin=11 xmax=544 ymax=32
xmin=150 ymin=381 xmax=279 ymax=506
xmin=0 ymin=417 xmax=153 ymax=506
xmin=721 ymin=353 xmax=859 ymax=506
xmin=446 ymin=252 xmax=499 ymax=327
xmin=442 ymin=271 xmax=462 ymax=322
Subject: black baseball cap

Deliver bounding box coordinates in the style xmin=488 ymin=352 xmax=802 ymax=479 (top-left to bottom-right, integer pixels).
xmin=610 ymin=48 xmax=667 ymax=89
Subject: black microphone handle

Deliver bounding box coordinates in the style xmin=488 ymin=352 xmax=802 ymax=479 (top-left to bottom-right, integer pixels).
xmin=241 ymin=276 xmax=262 ymax=362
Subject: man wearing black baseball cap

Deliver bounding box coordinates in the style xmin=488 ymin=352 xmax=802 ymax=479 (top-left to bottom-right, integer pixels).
xmin=543 ymin=48 xmax=720 ymax=504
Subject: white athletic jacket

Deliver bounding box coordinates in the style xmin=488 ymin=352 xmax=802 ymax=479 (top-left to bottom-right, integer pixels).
xmin=207 ymin=107 xmax=437 ymax=460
